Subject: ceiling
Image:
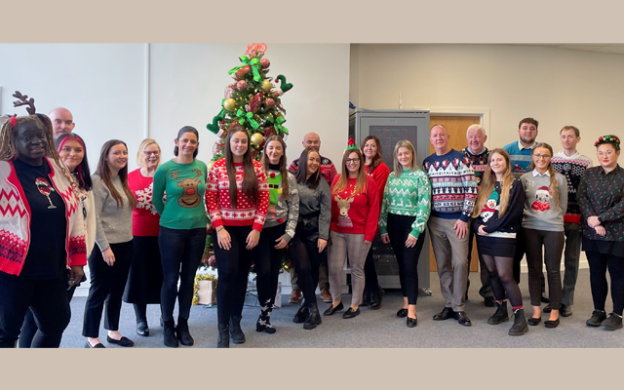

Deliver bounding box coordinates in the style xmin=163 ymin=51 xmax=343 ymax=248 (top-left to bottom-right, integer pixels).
xmin=511 ymin=44 xmax=624 ymax=55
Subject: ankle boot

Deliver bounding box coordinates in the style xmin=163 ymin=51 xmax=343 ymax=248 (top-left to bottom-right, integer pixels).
xmin=229 ymin=316 xmax=246 ymax=344
xmin=303 ymin=303 xmax=322 ymax=330
xmin=217 ymin=323 xmax=230 ymax=348
xmin=163 ymin=319 xmax=179 ymax=348
xmin=509 ymin=308 xmax=529 ymax=336
xmin=488 ymin=300 xmax=509 ymax=325
xmin=176 ymin=318 xmax=194 ymax=346
xmin=293 ymin=304 xmax=310 ymax=323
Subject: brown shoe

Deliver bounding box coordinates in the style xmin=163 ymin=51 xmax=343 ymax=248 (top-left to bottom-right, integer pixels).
xmin=289 ymin=289 xmax=302 ymax=303
xmin=321 ymin=289 xmax=332 ymax=303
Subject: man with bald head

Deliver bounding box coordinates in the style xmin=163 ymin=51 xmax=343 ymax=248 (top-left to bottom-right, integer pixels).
xmin=287 ymin=132 xmax=337 ymax=304
xmin=49 ymin=107 xmax=75 ymax=140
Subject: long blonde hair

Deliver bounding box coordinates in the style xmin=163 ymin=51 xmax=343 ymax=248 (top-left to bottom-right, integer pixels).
xmin=332 ymin=149 xmax=368 ymax=195
xmin=529 ymin=142 xmax=560 ymax=212
xmin=393 ymin=140 xmax=419 ymax=177
xmin=472 ymin=149 xmax=515 ymax=218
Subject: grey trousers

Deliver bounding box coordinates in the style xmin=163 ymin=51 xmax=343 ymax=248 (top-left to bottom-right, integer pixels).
xmin=327 ymin=231 xmax=371 ymax=307
xmin=428 ymin=216 xmax=470 ymax=312
xmin=562 ymin=222 xmax=582 ymax=306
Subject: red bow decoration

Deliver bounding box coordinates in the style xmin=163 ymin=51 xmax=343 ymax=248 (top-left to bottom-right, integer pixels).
xmin=9 ymin=116 xmax=17 ymax=127
xmin=245 ymin=43 xmax=267 ymax=58
xmin=531 ymin=201 xmax=551 ymax=212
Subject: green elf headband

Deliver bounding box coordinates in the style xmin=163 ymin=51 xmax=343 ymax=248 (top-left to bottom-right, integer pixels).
xmin=346 ymin=138 xmax=359 ymax=151
xmin=595 ymin=135 xmax=621 ymax=151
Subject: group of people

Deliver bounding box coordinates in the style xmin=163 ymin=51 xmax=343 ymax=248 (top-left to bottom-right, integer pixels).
xmin=0 ymin=98 xmax=622 ymax=349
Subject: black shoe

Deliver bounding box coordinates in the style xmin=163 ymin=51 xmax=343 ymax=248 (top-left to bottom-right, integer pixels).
xmin=545 ymin=318 xmax=560 ymax=329
xmin=586 ymin=310 xmax=607 ymax=327
xmin=484 ymin=297 xmax=495 ymax=307
xmin=293 ymin=305 xmax=311 ymax=323
xmin=543 ymin=304 xmax=552 ymax=313
xmin=527 ymin=315 xmax=542 ymax=326
xmin=85 ymin=341 xmax=105 ymax=348
xmin=229 ymin=316 xmax=246 ymax=344
xmin=361 ymin=290 xmax=371 ymax=307
xmin=303 ymin=304 xmax=322 ymax=330
xmin=433 ymin=307 xmax=454 ymax=321
xmin=370 ymin=287 xmax=384 ymax=310
xmin=342 ymin=307 xmax=360 ymax=319
xmin=163 ymin=319 xmax=179 ymax=348
xmin=176 ymin=318 xmax=194 ymax=346
xmin=217 ymin=323 xmax=229 ymax=348
xmin=136 ymin=321 xmax=149 ymax=337
xmin=455 ymin=311 xmax=472 ymax=327
xmin=560 ymin=304 xmax=573 ymax=317
xmin=487 ymin=300 xmax=509 ymax=325
xmin=541 ymin=294 xmax=550 ymax=303
xmin=323 ymin=302 xmax=344 ymax=316
xmin=602 ymin=313 xmax=623 ymax=331
xmin=106 ymin=335 xmax=135 ymax=347
xmin=406 ymin=317 xmax=417 ymax=328
xmin=397 ymin=308 xmax=408 ymax=318
xmin=508 ymin=308 xmax=528 ymax=336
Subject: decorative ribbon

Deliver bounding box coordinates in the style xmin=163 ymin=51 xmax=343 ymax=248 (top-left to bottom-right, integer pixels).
xmin=228 ymin=55 xmax=262 ymax=82
xmin=267 ymin=116 xmax=289 ymax=137
xmin=236 ymin=109 xmax=259 ymax=129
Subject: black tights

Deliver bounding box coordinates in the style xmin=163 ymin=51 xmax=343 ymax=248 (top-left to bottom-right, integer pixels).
xmin=482 ymin=255 xmax=523 ymax=308
xmin=586 ymin=251 xmax=624 ymax=315
xmin=255 ymin=224 xmax=285 ymax=309
xmin=289 ymin=236 xmax=325 ymax=307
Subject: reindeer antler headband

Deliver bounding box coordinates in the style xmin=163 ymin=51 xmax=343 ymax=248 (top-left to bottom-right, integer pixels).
xmin=10 ymin=90 xmax=46 ymax=125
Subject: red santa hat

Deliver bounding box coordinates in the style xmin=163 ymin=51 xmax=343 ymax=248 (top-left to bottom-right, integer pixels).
xmin=536 ymin=186 xmax=551 ymax=197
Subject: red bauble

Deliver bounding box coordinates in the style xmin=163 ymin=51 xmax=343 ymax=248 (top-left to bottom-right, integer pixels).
xmin=264 ymin=97 xmax=276 ymax=108
xmin=236 ymin=80 xmax=248 ymax=91
xmin=248 ymin=93 xmax=263 ymax=113
xmin=264 ymin=126 xmax=276 ymax=139
xmin=235 ymin=65 xmax=251 ymax=80
xmin=260 ymin=58 xmax=270 ymax=69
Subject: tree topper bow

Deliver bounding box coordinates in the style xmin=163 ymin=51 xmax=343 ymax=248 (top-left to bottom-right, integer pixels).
xmin=229 ymin=56 xmax=262 ymax=82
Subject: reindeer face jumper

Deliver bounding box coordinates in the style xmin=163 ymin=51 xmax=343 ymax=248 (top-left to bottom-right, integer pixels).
xmin=329 ymin=175 xmax=380 ymax=242
xmin=152 ymin=159 xmax=208 ymax=230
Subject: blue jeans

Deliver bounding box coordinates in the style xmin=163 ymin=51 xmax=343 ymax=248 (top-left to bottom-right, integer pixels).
xmin=159 ymin=226 xmax=206 ymax=322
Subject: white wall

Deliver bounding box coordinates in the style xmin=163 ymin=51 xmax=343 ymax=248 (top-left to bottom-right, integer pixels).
xmin=351 ymin=44 xmax=624 ymax=160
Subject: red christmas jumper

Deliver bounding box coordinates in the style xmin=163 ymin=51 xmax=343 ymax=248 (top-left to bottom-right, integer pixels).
xmin=330 ymin=175 xmax=380 ymax=242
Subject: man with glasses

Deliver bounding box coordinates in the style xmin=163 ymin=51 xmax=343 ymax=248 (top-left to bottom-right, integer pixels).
xmin=49 ymin=107 xmax=76 ymax=140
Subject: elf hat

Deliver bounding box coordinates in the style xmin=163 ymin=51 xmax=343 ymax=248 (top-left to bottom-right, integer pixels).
xmin=346 ymin=138 xmax=359 ymax=151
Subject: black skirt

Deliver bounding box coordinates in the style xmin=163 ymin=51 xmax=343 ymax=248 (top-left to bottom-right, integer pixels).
xmin=475 ymin=235 xmax=516 ymax=258
xmin=123 ymin=236 xmax=164 ymax=304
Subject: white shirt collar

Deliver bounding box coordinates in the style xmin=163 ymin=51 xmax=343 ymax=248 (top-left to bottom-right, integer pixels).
xmin=518 ymin=141 xmax=536 ymax=151
xmin=468 ymin=147 xmax=486 ymax=155
xmin=532 ymin=169 xmax=550 ymax=177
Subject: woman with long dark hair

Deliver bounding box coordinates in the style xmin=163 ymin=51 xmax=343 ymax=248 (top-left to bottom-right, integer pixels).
xmin=83 ymin=139 xmax=136 ymax=347
xmin=152 ymin=127 xmax=207 ymax=347
xmin=472 ymin=148 xmax=528 ymax=335
xmin=255 ymin=136 xmax=299 ymax=334
xmin=206 ymin=125 xmax=269 ymax=347
xmin=290 ymin=147 xmax=331 ymax=329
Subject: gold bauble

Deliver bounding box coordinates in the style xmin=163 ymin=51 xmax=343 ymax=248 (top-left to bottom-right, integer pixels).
xmin=261 ymin=80 xmax=272 ymax=93
xmin=223 ymin=98 xmax=236 ymax=111
xmin=250 ymin=133 xmax=264 ymax=146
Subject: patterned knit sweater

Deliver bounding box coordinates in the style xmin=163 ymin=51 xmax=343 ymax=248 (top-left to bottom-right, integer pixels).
xmin=206 ymin=159 xmax=269 ymax=232
xmin=378 ymin=169 xmax=431 ymax=238
xmin=551 ymin=151 xmax=592 ymax=224
xmin=463 ymin=147 xmax=489 ymax=186
xmin=423 ymin=149 xmax=477 ymax=222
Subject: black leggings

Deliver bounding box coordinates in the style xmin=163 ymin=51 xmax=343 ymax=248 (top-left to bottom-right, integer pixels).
xmin=586 ymin=251 xmax=624 ymax=315
xmin=481 ymin=255 xmax=523 ymax=308
xmin=289 ymin=234 xmax=326 ymax=307
xmin=256 ymin=224 xmax=286 ymax=308
xmin=212 ymin=225 xmax=265 ymax=324
xmin=524 ymin=228 xmax=564 ymax=309
xmin=386 ymin=214 xmax=425 ymax=305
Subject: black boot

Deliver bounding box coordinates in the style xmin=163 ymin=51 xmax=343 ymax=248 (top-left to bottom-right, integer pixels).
xmin=303 ymin=303 xmax=322 ymax=330
xmin=488 ymin=300 xmax=509 ymax=325
xmin=293 ymin=304 xmax=311 ymax=324
xmin=361 ymin=290 xmax=371 ymax=307
xmin=176 ymin=318 xmax=194 ymax=346
xmin=509 ymin=308 xmax=528 ymax=336
xmin=163 ymin=319 xmax=179 ymax=348
xmin=217 ymin=323 xmax=230 ymax=348
xmin=229 ymin=316 xmax=246 ymax=344
xmin=256 ymin=299 xmax=276 ymax=334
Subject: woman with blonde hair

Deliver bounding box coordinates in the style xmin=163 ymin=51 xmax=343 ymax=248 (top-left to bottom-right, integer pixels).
xmin=124 ymin=138 xmax=164 ymax=337
xmin=325 ymin=139 xmax=380 ymax=319
xmin=472 ymin=148 xmax=527 ymax=335
xmin=520 ymin=143 xmax=567 ymax=329
xmin=379 ymin=140 xmax=431 ymax=327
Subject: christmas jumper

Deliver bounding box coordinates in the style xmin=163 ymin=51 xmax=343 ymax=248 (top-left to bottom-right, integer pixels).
xmin=472 ymin=179 xmax=525 ymax=238
xmin=92 ymin=174 xmax=134 ymax=251
xmin=78 ymin=188 xmax=95 ymax=258
xmin=551 ymin=151 xmax=593 ymax=224
xmin=366 ymin=162 xmax=391 ymax=205
xmin=422 ymin=149 xmax=477 ymax=223
xmin=153 ymin=159 xmax=207 ymax=231
xmin=128 ymin=169 xmax=161 ymax=237
xmin=578 ymin=165 xmax=624 ymax=242
xmin=463 ymin=147 xmax=489 ymax=186
xmin=206 ymin=158 xmax=269 ymax=232
xmin=378 ymin=169 xmax=431 ymax=239
xmin=519 ymin=170 xmax=568 ymax=232
xmin=0 ymin=158 xmax=87 ymax=276
xmin=503 ymin=141 xmax=535 ymax=178
xmin=330 ymin=175 xmax=380 ymax=242
xmin=288 ymin=155 xmax=337 ymax=184
xmin=263 ymin=165 xmax=299 ymax=242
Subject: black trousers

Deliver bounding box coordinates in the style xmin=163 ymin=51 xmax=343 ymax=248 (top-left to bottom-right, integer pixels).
xmin=586 ymin=251 xmax=624 ymax=316
xmin=159 ymin=227 xmax=206 ymax=322
xmin=387 ymin=214 xmax=425 ymax=305
xmin=512 ymin=228 xmax=545 ymax=292
xmin=0 ymin=272 xmax=70 ymax=348
xmin=363 ymin=233 xmax=381 ymax=295
xmin=290 ymin=233 xmax=327 ymax=307
xmin=524 ymin=228 xmax=564 ymax=309
xmin=82 ymin=241 xmax=133 ymax=338
xmin=255 ymin=224 xmax=285 ymax=308
xmin=212 ymin=225 xmax=264 ymax=324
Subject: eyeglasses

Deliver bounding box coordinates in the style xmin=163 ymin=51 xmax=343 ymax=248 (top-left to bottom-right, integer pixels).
xmin=346 ymin=158 xmax=360 ymax=164
xmin=533 ymin=154 xmax=551 ymax=160
xmin=143 ymin=151 xmax=160 ymax=156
